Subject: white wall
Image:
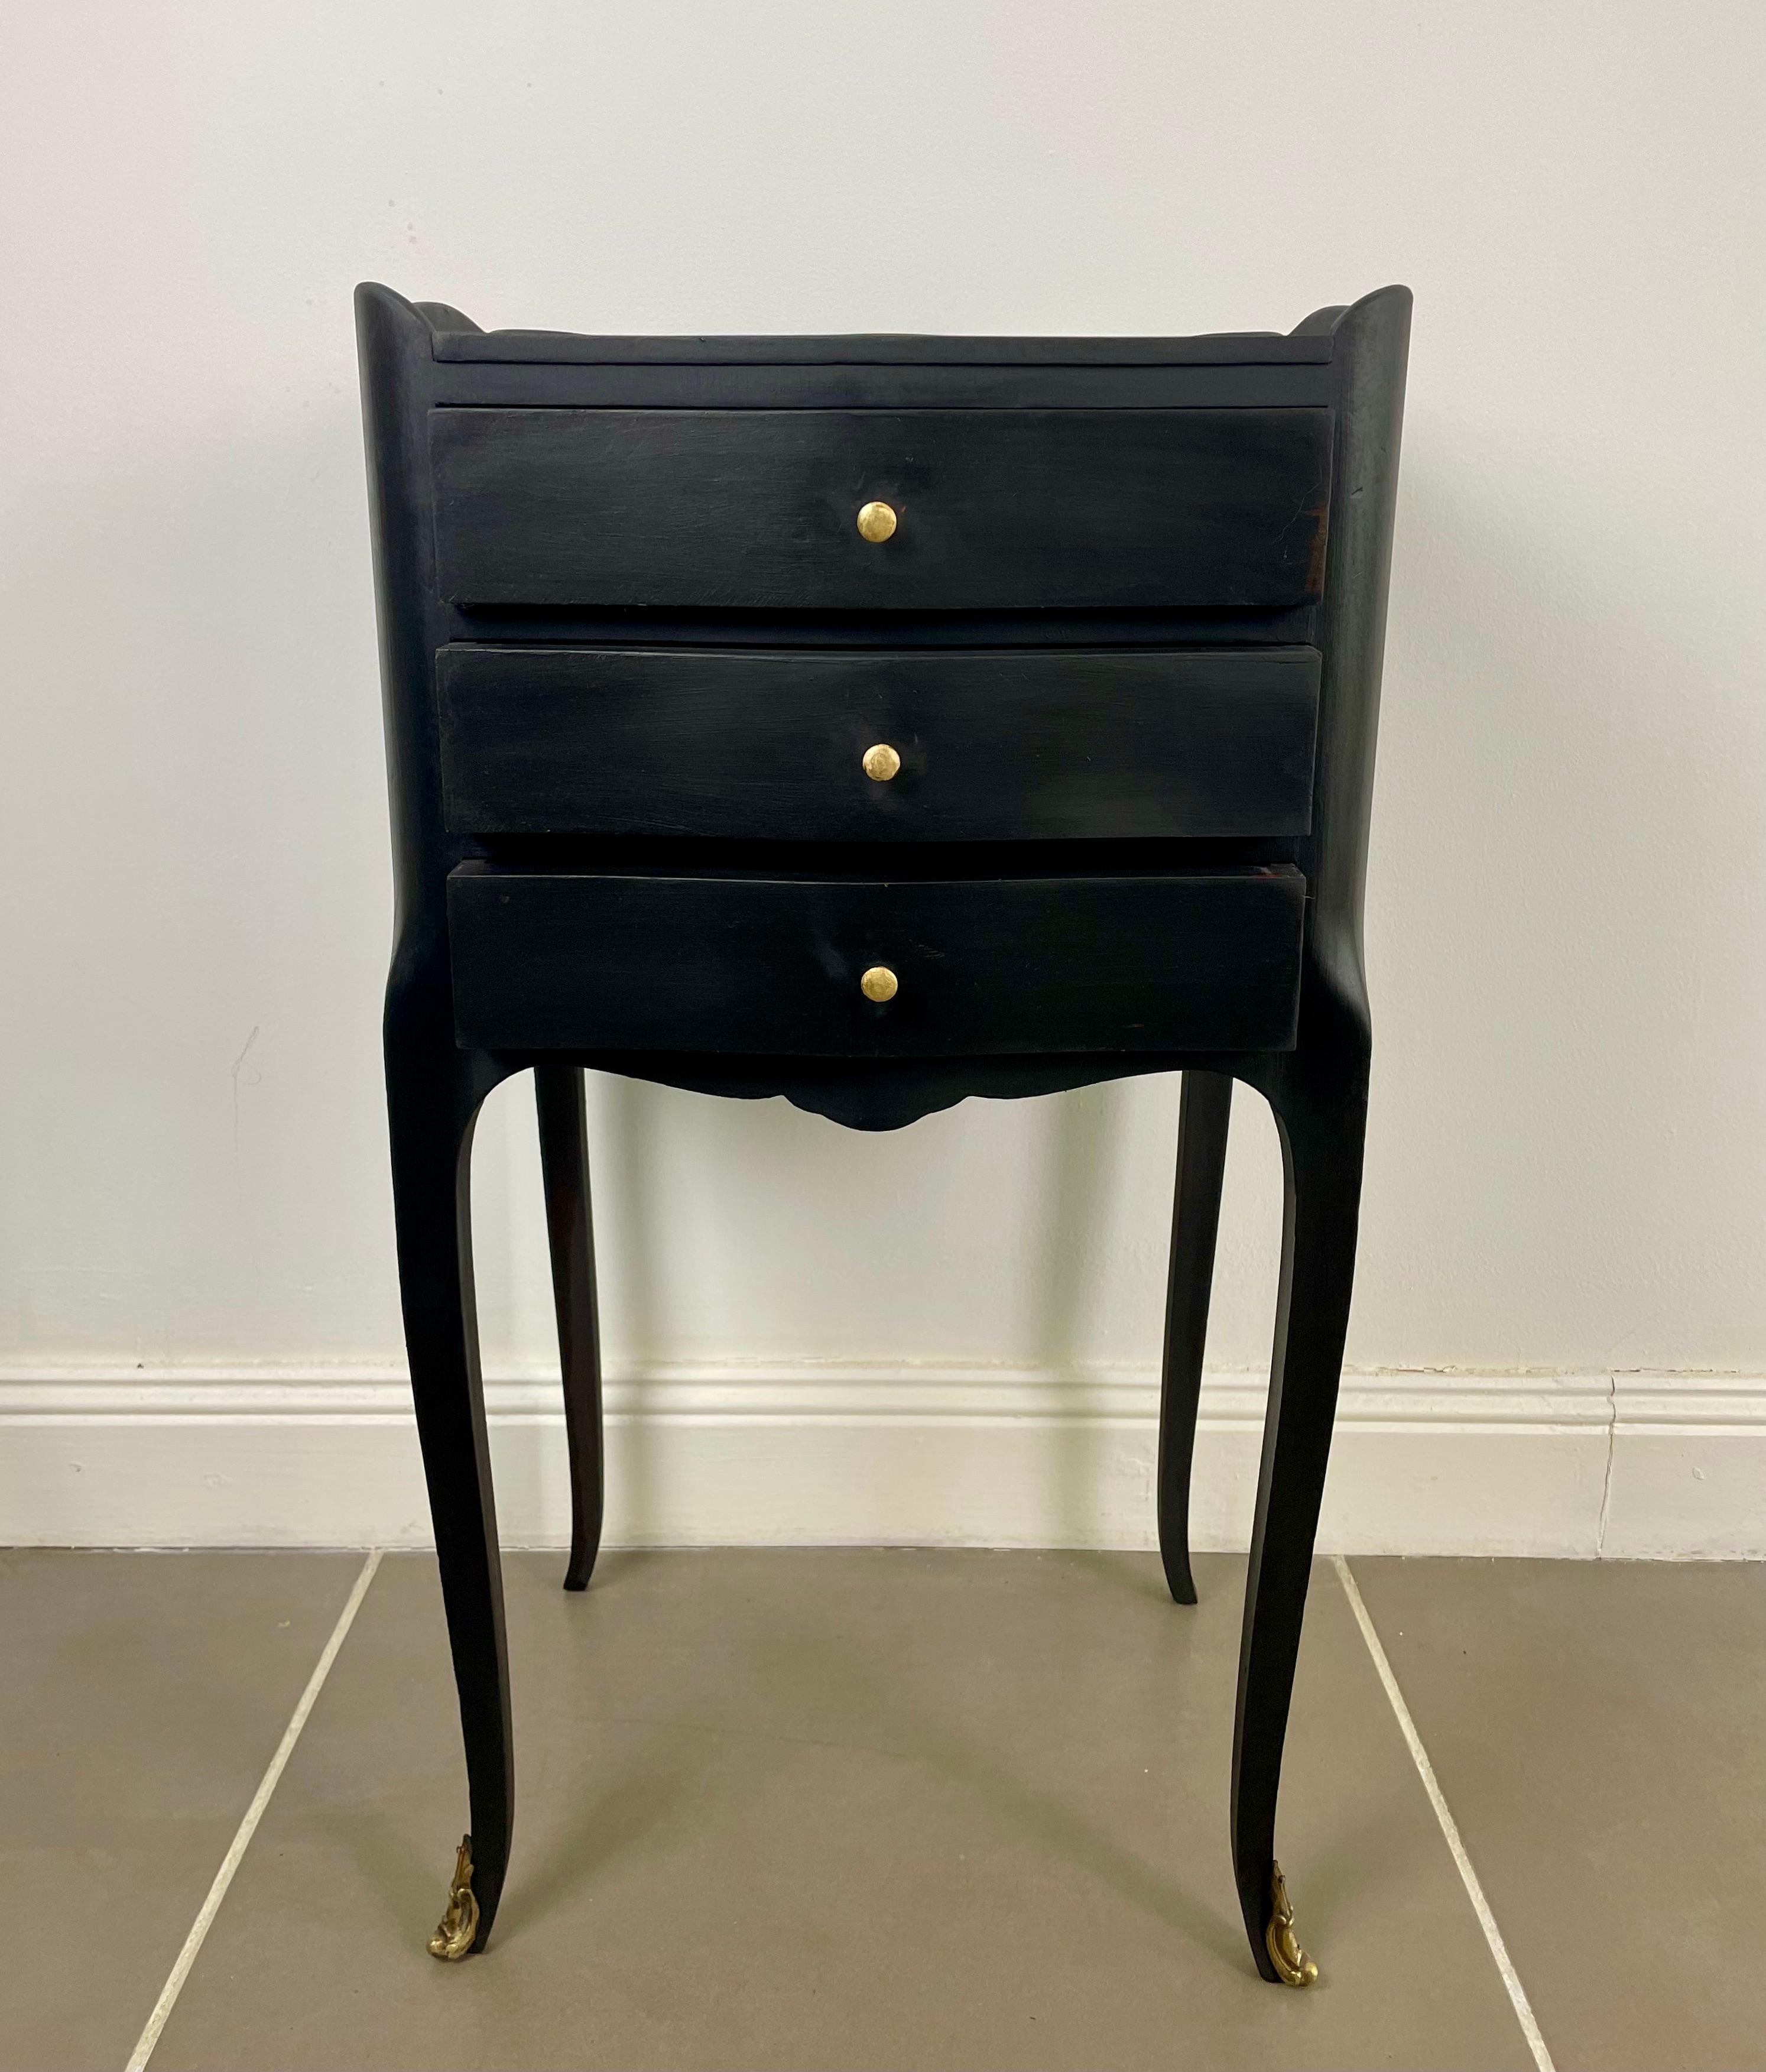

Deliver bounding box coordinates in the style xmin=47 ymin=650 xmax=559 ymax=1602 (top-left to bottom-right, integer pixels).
xmin=2 ymin=3 xmax=1764 ymax=1548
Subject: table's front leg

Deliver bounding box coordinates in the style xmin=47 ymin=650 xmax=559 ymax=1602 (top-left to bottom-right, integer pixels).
xmin=1229 ymin=1013 xmax=1370 ymax=1986
xmin=386 ymin=1008 xmax=514 ymax=1958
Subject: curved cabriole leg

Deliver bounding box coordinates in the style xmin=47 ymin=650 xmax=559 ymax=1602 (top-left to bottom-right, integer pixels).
xmin=1230 ymin=1035 xmax=1368 ymax=1986
xmin=387 ymin=1024 xmax=512 ymax=1958
xmin=1157 ymin=1070 xmax=1232 ymax=1604
xmin=534 ymin=1063 xmax=605 ymax=1591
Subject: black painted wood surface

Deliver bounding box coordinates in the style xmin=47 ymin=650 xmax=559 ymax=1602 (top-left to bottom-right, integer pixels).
xmin=430 ymin=407 xmax=1332 ymax=611
xmin=430 ymin=328 xmax=1336 ymax=365
xmin=533 ymin=1064 xmax=603 ymax=1593
xmin=358 ymin=281 xmax=1411 ymax=1980
xmin=428 ymin=362 xmax=1336 ymax=412
xmin=447 ymin=867 xmax=1306 ymax=1058
xmin=437 ymin=645 xmax=1320 ymax=842
xmin=1158 ymin=1069 xmax=1233 ymax=1606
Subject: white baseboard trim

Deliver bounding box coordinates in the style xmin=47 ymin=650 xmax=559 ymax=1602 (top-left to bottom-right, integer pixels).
xmin=0 ymin=1363 xmax=1759 ymax=1558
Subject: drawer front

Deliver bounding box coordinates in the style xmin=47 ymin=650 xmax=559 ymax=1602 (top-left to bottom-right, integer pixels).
xmin=447 ymin=868 xmax=1305 ymax=1058
xmin=438 ymin=646 xmax=1320 ymax=842
xmin=429 ymin=408 xmax=1331 ymax=612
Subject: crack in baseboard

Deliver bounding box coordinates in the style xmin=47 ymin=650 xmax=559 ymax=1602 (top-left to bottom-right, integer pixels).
xmin=1595 ymin=1373 xmax=1618 ymax=1556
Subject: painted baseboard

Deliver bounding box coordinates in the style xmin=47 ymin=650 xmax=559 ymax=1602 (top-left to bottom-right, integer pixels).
xmin=0 ymin=1363 xmax=1759 ymax=1558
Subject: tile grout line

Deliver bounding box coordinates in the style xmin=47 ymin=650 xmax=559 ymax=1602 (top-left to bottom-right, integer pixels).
xmin=1332 ymin=1555 xmax=1556 ymax=2072
xmin=123 ymin=1548 xmax=383 ymax=2072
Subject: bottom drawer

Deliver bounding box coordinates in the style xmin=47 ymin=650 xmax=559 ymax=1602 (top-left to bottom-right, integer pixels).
xmin=449 ymin=867 xmax=1304 ymax=1058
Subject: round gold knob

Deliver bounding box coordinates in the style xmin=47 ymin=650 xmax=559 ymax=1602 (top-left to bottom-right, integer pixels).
xmin=856 ymin=500 xmax=898 ymax=544
xmin=860 ymin=965 xmax=899 ymax=1003
xmin=861 ymin=743 xmax=901 ymax=783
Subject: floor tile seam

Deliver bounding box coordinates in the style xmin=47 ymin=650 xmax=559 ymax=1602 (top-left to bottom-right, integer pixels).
xmin=1330 ymin=1554 xmax=1556 ymax=2072
xmin=121 ymin=1547 xmax=384 ymax=2072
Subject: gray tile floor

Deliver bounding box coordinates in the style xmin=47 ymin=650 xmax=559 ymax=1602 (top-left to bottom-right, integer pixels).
xmin=4 ymin=1550 xmax=1759 ymax=2071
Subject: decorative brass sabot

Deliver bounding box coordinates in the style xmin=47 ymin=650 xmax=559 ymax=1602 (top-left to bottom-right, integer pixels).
xmin=1265 ymin=1860 xmax=1319 ymax=1986
xmin=427 ymin=1833 xmax=481 ymax=1961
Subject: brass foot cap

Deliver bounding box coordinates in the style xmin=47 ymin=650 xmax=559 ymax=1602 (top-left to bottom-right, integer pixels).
xmin=1266 ymin=1861 xmax=1319 ymax=1987
xmin=428 ymin=1834 xmax=481 ymax=1961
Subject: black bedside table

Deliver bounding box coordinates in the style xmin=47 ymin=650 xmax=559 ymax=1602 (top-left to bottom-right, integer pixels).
xmin=356 ymin=283 xmax=1410 ymax=1985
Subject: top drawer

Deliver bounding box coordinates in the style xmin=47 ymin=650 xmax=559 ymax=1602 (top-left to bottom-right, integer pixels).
xmin=429 ymin=408 xmax=1332 ymax=612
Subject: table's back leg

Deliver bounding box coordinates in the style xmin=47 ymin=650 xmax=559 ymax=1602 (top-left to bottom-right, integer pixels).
xmin=1157 ymin=1069 xmax=1232 ymax=1604
xmin=534 ymin=1063 xmax=605 ymax=1591
xmin=387 ymin=1022 xmax=513 ymax=1957
xmin=1229 ymin=1036 xmax=1368 ymax=1986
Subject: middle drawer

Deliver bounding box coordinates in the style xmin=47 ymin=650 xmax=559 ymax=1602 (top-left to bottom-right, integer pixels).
xmin=437 ymin=644 xmax=1320 ymax=843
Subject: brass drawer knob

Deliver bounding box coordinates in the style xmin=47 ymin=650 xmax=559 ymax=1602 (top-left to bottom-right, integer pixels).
xmin=861 ymin=742 xmax=901 ymax=783
xmin=860 ymin=965 xmax=899 ymax=1003
xmin=856 ymin=500 xmax=898 ymax=544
